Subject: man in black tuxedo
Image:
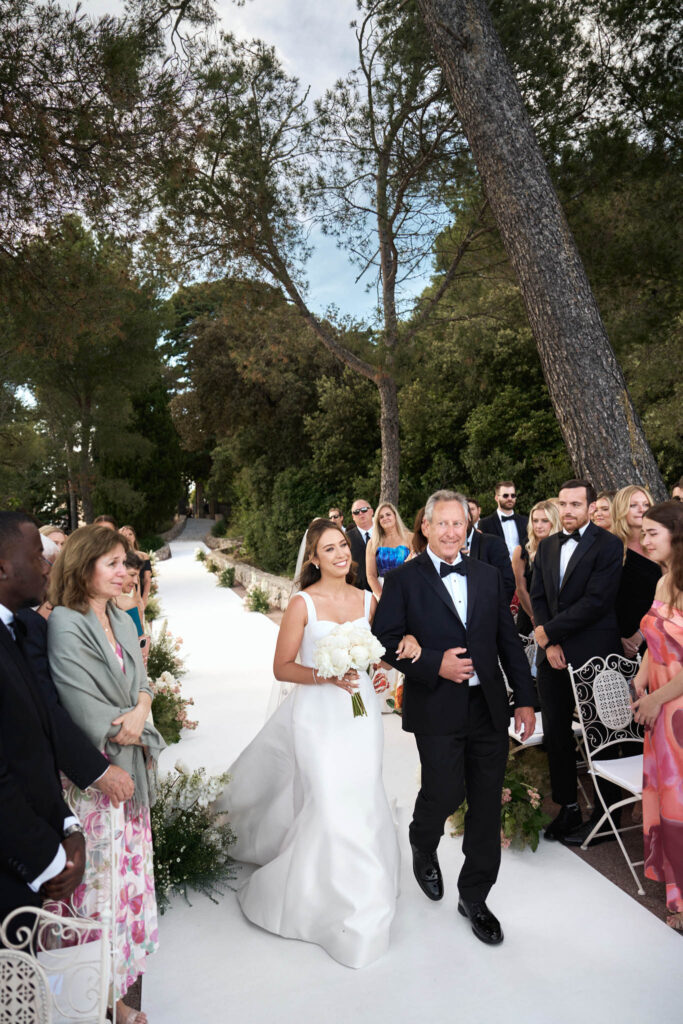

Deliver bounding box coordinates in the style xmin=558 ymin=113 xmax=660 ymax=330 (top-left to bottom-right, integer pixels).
xmin=345 ymin=498 xmax=374 ymax=591
xmin=530 ymin=480 xmax=624 ymax=843
xmin=479 ymin=480 xmax=528 ymax=559
xmin=373 ymin=490 xmax=535 ymax=945
xmin=0 ymin=512 xmax=132 ymax=937
xmin=465 ymin=521 xmax=516 ymax=603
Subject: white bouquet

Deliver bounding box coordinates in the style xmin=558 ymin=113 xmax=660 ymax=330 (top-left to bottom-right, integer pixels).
xmin=313 ymin=622 xmax=385 ymax=718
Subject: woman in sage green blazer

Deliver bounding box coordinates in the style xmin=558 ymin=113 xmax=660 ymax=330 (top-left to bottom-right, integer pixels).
xmin=47 ymin=525 xmax=165 ymax=1024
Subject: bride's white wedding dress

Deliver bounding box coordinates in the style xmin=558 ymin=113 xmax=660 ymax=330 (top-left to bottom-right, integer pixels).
xmin=226 ymin=589 xmax=400 ymax=968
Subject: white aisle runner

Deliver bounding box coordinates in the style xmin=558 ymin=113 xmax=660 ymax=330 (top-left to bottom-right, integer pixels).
xmin=146 ymin=533 xmax=681 ymax=1024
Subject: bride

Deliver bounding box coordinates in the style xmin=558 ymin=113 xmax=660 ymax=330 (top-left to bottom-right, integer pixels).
xmin=226 ymin=518 xmax=400 ymax=968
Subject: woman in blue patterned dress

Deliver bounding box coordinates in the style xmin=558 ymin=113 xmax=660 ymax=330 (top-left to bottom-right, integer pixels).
xmin=366 ymin=502 xmax=413 ymax=602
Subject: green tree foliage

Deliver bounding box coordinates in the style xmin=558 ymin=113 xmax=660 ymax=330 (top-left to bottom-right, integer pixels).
xmin=2 ymin=217 xmax=180 ymax=524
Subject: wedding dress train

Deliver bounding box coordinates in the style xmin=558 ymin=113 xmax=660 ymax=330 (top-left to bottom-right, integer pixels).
xmin=226 ymin=589 xmax=400 ymax=968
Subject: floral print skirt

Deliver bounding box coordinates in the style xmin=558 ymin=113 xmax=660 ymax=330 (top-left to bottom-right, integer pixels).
xmin=47 ymin=782 xmax=159 ymax=1000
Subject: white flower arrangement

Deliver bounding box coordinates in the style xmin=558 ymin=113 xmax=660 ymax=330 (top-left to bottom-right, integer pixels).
xmin=313 ymin=623 xmax=385 ymax=718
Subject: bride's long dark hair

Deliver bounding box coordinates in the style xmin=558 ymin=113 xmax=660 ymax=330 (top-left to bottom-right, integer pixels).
xmin=298 ymin=518 xmax=357 ymax=590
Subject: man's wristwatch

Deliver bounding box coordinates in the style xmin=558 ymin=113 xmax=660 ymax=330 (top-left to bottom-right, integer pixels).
xmin=63 ymin=823 xmax=85 ymax=840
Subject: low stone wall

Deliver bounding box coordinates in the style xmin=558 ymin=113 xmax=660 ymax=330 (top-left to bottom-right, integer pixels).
xmin=154 ymin=543 xmax=172 ymax=562
xmin=161 ymin=516 xmax=187 ymax=542
xmin=207 ymin=549 xmax=294 ymax=611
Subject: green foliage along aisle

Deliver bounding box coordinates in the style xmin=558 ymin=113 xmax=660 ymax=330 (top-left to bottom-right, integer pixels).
xmin=147 ymin=622 xmax=197 ymax=746
xmin=151 ymin=763 xmax=236 ymax=914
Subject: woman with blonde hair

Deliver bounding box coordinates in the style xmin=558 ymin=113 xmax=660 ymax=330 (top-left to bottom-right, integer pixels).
xmin=119 ymin=525 xmax=153 ymax=610
xmin=512 ymin=500 xmax=561 ymax=636
xmin=39 ymin=523 xmax=67 ymax=550
xmin=366 ymin=502 xmax=413 ymax=602
xmin=47 ymin=525 xmax=165 ymax=1024
xmin=592 ymin=490 xmax=615 ymax=531
xmin=611 ymin=484 xmax=661 ymax=657
xmin=632 ymin=501 xmax=683 ymax=930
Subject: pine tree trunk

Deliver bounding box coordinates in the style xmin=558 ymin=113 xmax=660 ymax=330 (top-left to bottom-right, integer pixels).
xmin=378 ymin=374 xmax=400 ymax=505
xmin=417 ymin=0 xmax=667 ymax=498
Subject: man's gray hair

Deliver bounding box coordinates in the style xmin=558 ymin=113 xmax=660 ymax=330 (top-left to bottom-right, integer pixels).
xmin=424 ymin=489 xmax=470 ymax=524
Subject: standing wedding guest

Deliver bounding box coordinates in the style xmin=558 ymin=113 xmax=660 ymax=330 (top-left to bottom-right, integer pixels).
xmin=327 ymin=506 xmax=346 ymax=531
xmin=93 ymin=515 xmax=117 ymax=530
xmin=467 ymin=498 xmax=481 ymax=530
xmin=632 ymin=501 xmax=683 ymax=931
xmin=0 ymin=513 xmax=88 ymax=943
xmin=465 ymin=517 xmax=516 ymax=603
xmin=366 ymin=502 xmax=413 ymax=602
xmin=479 ymin=481 xmax=528 ymax=558
xmin=591 ymin=491 xmax=615 ymax=531
xmin=47 ymin=525 xmax=165 ymax=1024
xmin=411 ymin=506 xmax=428 ymax=556
xmin=119 ymin=526 xmax=153 ymax=610
xmin=611 ymin=485 xmax=661 ymax=657
xmin=39 ymin=524 xmax=67 ymax=550
xmin=512 ymin=500 xmax=561 ymax=637
xmin=671 ymin=477 xmax=682 ymax=501
xmin=530 ymin=479 xmax=624 ymax=844
xmin=345 ymin=499 xmax=374 ymax=591
xmin=225 ymin=519 xmax=399 ymax=968
xmin=372 ymin=490 xmax=535 ymax=946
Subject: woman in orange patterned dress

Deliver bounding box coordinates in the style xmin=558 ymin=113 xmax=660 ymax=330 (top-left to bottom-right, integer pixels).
xmin=632 ymin=501 xmax=683 ymax=930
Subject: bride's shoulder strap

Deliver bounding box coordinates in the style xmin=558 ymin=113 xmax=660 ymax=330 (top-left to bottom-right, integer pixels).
xmin=294 ymin=590 xmax=316 ymax=622
xmin=363 ymin=589 xmax=373 ymax=619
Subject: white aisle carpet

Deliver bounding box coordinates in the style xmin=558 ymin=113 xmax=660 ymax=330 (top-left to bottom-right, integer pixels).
xmin=145 ymin=535 xmax=681 ymax=1024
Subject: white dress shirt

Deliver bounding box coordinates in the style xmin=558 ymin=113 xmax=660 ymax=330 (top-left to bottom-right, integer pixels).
xmin=0 ymin=601 xmax=78 ymax=890
xmin=426 ymin=547 xmax=480 ymax=687
xmin=497 ymin=509 xmax=518 ymax=558
xmin=559 ymin=522 xmax=589 ymax=586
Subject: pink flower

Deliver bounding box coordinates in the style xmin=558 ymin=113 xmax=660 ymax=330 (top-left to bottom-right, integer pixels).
xmin=501 ymin=787 xmax=512 ymax=804
xmin=501 ymin=836 xmax=511 ymax=849
xmin=131 ymin=920 xmax=146 ymax=945
xmin=122 ymin=941 xmax=131 ymax=962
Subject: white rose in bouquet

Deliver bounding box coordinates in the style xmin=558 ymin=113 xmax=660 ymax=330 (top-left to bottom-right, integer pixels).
xmin=313 ymin=624 xmax=385 ymax=718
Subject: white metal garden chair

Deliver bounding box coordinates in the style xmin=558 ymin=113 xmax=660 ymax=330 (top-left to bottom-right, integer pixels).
xmin=0 ymin=801 xmax=119 ymax=1022
xmin=569 ymin=652 xmax=645 ymax=895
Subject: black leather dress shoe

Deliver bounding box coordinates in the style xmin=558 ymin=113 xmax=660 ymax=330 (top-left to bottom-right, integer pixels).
xmin=562 ymin=814 xmax=618 ymax=848
xmin=458 ymin=898 xmax=504 ymax=945
xmin=544 ymin=805 xmax=582 ymax=841
xmin=410 ymin=843 xmax=443 ymax=901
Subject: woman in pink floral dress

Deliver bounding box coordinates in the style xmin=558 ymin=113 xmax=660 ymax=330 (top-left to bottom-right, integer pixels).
xmin=632 ymin=502 xmax=683 ymax=931
xmin=47 ymin=526 xmax=165 ymax=1024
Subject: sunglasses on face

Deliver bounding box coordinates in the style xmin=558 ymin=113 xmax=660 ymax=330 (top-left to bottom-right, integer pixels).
xmin=500 ymin=493 xmax=516 ymax=499
xmin=328 ymin=514 xmax=341 ymax=520
xmin=352 ymin=507 xmax=371 ymax=515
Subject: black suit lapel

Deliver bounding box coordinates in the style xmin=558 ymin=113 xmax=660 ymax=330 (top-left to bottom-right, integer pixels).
xmin=0 ymin=621 xmax=52 ymax=736
xmin=467 ymin=531 xmax=481 ymax=560
xmin=547 ymin=534 xmax=562 ymax=603
xmin=414 ymin=552 xmax=465 ymax=628
xmin=560 ymin=524 xmax=598 ymax=591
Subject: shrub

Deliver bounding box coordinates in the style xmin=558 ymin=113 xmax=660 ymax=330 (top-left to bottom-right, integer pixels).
xmin=138 ymin=534 xmax=165 ymax=553
xmin=151 ymin=763 xmax=236 ymax=914
xmin=210 ymin=519 xmax=229 ymax=538
xmin=195 ymin=547 xmax=206 ymax=562
xmin=147 ymin=622 xmax=186 ymax=680
xmin=151 ymin=673 xmax=197 ymax=745
xmin=244 ymin=583 xmax=270 ymax=614
xmin=145 ymin=593 xmax=161 ymax=623
xmin=218 ymin=566 xmax=235 ymax=588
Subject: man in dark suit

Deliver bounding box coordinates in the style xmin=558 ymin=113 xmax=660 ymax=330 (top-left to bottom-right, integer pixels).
xmin=345 ymin=498 xmax=374 ymax=591
xmin=530 ymin=480 xmax=624 ymax=843
xmin=479 ymin=480 xmax=528 ymax=558
xmin=0 ymin=512 xmax=132 ymax=937
xmin=373 ymin=490 xmax=535 ymax=945
xmin=465 ymin=521 xmax=516 ymax=603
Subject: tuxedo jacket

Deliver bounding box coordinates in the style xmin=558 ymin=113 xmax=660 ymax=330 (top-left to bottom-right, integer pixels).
xmin=16 ymin=609 xmax=108 ymax=789
xmin=479 ymin=511 xmax=528 ymax=550
xmin=466 ymin=530 xmax=516 ymax=603
xmin=530 ymin=522 xmax=623 ymax=668
xmin=346 ymin=525 xmax=371 ymax=591
xmin=372 ymin=551 xmax=535 ymax=735
xmin=0 ymin=620 xmax=73 ymax=919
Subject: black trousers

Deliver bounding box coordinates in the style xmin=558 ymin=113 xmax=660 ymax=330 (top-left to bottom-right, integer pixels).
xmin=409 ymin=687 xmax=509 ymax=903
xmin=537 ymin=660 xmax=578 ymax=806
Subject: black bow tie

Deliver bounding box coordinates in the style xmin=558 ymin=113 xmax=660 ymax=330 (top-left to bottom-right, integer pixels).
xmin=440 ymin=560 xmax=467 ymax=578
xmin=558 ymin=530 xmax=582 ymax=545
xmin=500 ymin=514 xmax=515 ymax=522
